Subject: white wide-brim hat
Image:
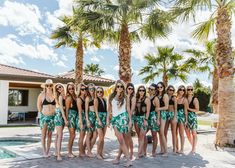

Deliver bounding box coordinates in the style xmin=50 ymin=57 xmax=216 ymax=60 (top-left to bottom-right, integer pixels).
xmin=41 ymin=79 xmax=54 ymax=88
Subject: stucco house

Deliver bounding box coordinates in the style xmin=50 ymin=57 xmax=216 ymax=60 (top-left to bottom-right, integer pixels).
xmin=0 ymin=64 xmax=114 ymax=125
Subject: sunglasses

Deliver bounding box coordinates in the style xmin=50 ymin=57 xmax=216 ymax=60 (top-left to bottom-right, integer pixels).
xmin=117 ymin=85 xmax=124 ymax=89
xmin=157 ymin=86 xmax=163 ymax=89
xmin=97 ymin=91 xmax=103 ymax=94
xmin=187 ymin=89 xmax=193 ymax=91
xmin=80 ymin=88 xmax=86 ymax=91
xmin=128 ymin=87 xmax=134 ymax=91
xmin=46 ymin=84 xmax=53 ymax=88
xmin=179 ymin=88 xmax=185 ymax=92
xmin=169 ymin=89 xmax=174 ymax=92
xmin=88 ymin=88 xmax=95 ymax=91
xmin=68 ymin=87 xmax=74 ymax=91
xmin=139 ymin=89 xmax=145 ymax=92
xmin=56 ymin=85 xmax=62 ymax=90
xmin=149 ymin=88 xmax=155 ymax=91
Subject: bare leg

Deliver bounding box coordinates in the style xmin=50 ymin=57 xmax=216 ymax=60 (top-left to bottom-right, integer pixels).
xmin=176 ymin=125 xmax=179 ymax=153
xmin=41 ymin=125 xmax=48 ymax=157
xmin=91 ymin=130 xmax=98 ymax=149
xmin=86 ymin=131 xmax=94 ymax=157
xmin=178 ymin=124 xmax=185 ymax=153
xmin=68 ymin=128 xmax=76 ymax=157
xmin=55 ymin=126 xmax=63 ymax=160
xmin=138 ymin=129 xmax=146 ymax=157
xmin=185 ymin=127 xmax=193 ymax=145
xmin=97 ymin=128 xmax=104 ymax=159
xmin=100 ymin=127 xmax=107 ymax=157
xmin=46 ymin=131 xmax=52 ymax=156
xmin=160 ymin=119 xmax=167 ymax=156
xmin=170 ymin=120 xmax=177 ymax=153
xmin=79 ymin=130 xmax=86 ymax=157
xmin=191 ymin=130 xmax=197 ymax=153
xmin=113 ymin=127 xmax=132 ymax=167
xmin=151 ymin=131 xmax=158 ymax=156
xmin=164 ymin=120 xmax=170 ymax=142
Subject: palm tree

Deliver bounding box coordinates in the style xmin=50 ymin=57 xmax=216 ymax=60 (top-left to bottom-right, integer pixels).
xmin=51 ymin=9 xmax=100 ymax=85
xmin=139 ymin=46 xmax=188 ymax=87
xmin=184 ymin=40 xmax=219 ymax=114
xmin=75 ymin=0 xmax=171 ymax=83
xmin=84 ymin=63 xmax=105 ymax=76
xmin=172 ymin=0 xmax=235 ymax=147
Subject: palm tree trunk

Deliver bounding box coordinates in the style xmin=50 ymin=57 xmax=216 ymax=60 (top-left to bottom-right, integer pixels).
xmin=75 ymin=38 xmax=84 ymax=85
xmin=212 ymin=67 xmax=219 ymax=114
xmin=215 ymin=7 xmax=235 ymax=147
xmin=119 ymin=23 xmax=132 ymax=83
xmin=162 ymin=72 xmax=168 ymax=87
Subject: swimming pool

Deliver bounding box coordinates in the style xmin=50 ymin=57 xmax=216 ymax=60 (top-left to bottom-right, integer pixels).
xmin=0 ymin=148 xmax=16 ymax=159
xmin=0 ymin=139 xmax=38 ymax=146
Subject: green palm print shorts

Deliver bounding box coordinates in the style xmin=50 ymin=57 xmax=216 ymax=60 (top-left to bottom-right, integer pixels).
xmin=177 ymin=109 xmax=185 ymax=124
xmin=86 ymin=111 xmax=96 ymax=132
xmin=40 ymin=113 xmax=55 ymax=132
xmin=76 ymin=111 xmax=86 ymax=132
xmin=134 ymin=115 xmax=148 ymax=131
xmin=148 ymin=111 xmax=160 ymax=132
xmin=96 ymin=112 xmax=107 ymax=129
xmin=111 ymin=112 xmax=129 ymax=134
xmin=54 ymin=108 xmax=64 ymax=127
xmin=68 ymin=109 xmax=78 ymax=129
xmin=187 ymin=112 xmax=198 ymax=130
xmin=166 ymin=111 xmax=175 ymax=121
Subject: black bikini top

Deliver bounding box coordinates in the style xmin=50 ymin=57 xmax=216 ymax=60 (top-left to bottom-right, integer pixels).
xmin=135 ymin=98 xmax=146 ymax=116
xmin=70 ymin=97 xmax=78 ymax=111
xmin=150 ymin=96 xmax=156 ymax=112
xmin=98 ymin=97 xmax=107 ymax=112
xmin=189 ymin=97 xmax=196 ymax=109
xmin=169 ymin=96 xmax=175 ymax=106
xmin=42 ymin=95 xmax=56 ymax=106
xmin=158 ymin=95 xmax=165 ymax=107
xmin=177 ymin=104 xmax=184 ymax=110
xmin=80 ymin=97 xmax=85 ymax=111
xmin=62 ymin=99 xmax=66 ymax=107
xmin=89 ymin=99 xmax=94 ymax=107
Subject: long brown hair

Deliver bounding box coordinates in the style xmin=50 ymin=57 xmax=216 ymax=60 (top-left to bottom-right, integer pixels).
xmin=177 ymin=85 xmax=186 ymax=98
xmin=66 ymin=82 xmax=76 ymax=99
xmin=136 ymin=85 xmax=146 ymax=102
xmin=156 ymin=81 xmax=166 ymax=96
xmin=54 ymin=83 xmax=66 ymax=106
xmin=186 ymin=85 xmax=194 ymax=98
xmin=77 ymin=83 xmax=87 ymax=97
xmin=109 ymin=80 xmax=126 ymax=107
xmin=87 ymin=83 xmax=97 ymax=99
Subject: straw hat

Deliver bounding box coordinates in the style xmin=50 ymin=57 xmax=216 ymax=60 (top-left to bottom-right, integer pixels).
xmin=41 ymin=79 xmax=54 ymax=88
xmin=54 ymin=83 xmax=65 ymax=90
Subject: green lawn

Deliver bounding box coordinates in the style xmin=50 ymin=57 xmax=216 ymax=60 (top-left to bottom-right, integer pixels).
xmin=198 ymin=120 xmax=214 ymax=126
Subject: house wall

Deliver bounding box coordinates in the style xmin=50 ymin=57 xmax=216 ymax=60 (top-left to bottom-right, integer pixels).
xmin=0 ymin=80 xmax=9 ymax=125
xmin=8 ymin=87 xmax=41 ymax=113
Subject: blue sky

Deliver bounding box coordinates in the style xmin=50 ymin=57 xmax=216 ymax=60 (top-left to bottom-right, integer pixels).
xmin=0 ymin=0 xmax=235 ymax=87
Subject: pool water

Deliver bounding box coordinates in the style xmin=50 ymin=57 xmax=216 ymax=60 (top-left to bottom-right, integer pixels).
xmin=0 ymin=149 xmax=16 ymax=159
xmin=0 ymin=140 xmax=38 ymax=146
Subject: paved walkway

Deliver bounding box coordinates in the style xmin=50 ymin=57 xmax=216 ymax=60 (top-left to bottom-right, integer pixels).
xmin=0 ymin=126 xmax=234 ymax=168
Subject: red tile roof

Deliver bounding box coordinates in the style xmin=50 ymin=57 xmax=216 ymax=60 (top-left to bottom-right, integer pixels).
xmin=58 ymin=70 xmax=115 ymax=84
xmin=0 ymin=64 xmax=53 ymax=78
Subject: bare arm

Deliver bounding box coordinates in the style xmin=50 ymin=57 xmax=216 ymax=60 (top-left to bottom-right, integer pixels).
xmin=107 ymin=97 xmax=112 ymax=125
xmin=184 ymin=98 xmax=188 ymax=123
xmin=158 ymin=94 xmax=169 ymax=111
xmin=131 ymin=97 xmax=136 ymax=116
xmin=85 ymin=97 xmax=90 ymax=123
xmin=188 ymin=98 xmax=200 ymax=113
xmin=145 ymin=98 xmax=151 ymax=119
xmin=126 ymin=97 xmax=132 ymax=123
xmin=37 ymin=93 xmax=43 ymax=113
xmin=59 ymin=96 xmax=67 ymax=122
xmin=94 ymin=98 xmax=100 ymax=121
xmin=154 ymin=97 xmax=161 ymax=121
xmin=65 ymin=97 xmax=71 ymax=120
xmin=77 ymin=98 xmax=83 ymax=126
xmin=173 ymin=96 xmax=177 ymax=118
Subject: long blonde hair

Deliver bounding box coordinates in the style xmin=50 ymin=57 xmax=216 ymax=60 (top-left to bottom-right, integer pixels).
xmin=109 ymin=80 xmax=126 ymax=107
xmin=54 ymin=83 xmax=66 ymax=106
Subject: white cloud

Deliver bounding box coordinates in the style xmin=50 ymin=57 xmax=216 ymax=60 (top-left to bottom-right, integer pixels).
xmin=114 ymin=65 xmax=119 ymax=71
xmin=54 ymin=60 xmax=67 ymax=68
xmin=0 ymin=35 xmax=59 ymax=65
xmin=0 ymin=0 xmax=45 ymax=35
xmin=90 ymin=55 xmax=100 ymax=62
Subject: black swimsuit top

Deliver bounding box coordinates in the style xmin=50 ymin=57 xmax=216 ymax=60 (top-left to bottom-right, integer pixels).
xmin=79 ymin=97 xmax=85 ymax=111
xmin=42 ymin=96 xmax=56 ymax=106
xmin=89 ymin=99 xmax=94 ymax=107
xmin=135 ymin=98 xmax=146 ymax=116
xmin=150 ymin=96 xmax=156 ymax=112
xmin=177 ymin=104 xmax=184 ymax=110
xmin=98 ymin=97 xmax=107 ymax=112
xmin=169 ymin=96 xmax=175 ymax=106
xmin=70 ymin=97 xmax=78 ymax=111
xmin=62 ymin=99 xmax=66 ymax=107
xmin=189 ymin=97 xmax=196 ymax=111
xmin=158 ymin=95 xmax=165 ymax=107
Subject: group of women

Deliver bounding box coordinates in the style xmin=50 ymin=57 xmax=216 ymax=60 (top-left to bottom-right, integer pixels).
xmin=37 ymin=79 xmax=199 ymax=167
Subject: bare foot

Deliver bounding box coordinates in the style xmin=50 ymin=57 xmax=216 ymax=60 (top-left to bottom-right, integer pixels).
xmin=124 ymin=160 xmax=132 ymax=167
xmin=97 ymin=154 xmax=103 ymax=160
xmin=68 ymin=153 xmax=76 ymax=158
xmin=112 ymin=158 xmax=120 ymax=165
xmin=57 ymin=155 xmax=62 ymax=161
xmin=87 ymin=152 xmax=95 ymax=158
xmin=152 ymin=152 xmax=157 ymax=157
xmin=79 ymin=153 xmax=86 ymax=157
xmin=161 ymin=153 xmax=168 ymax=157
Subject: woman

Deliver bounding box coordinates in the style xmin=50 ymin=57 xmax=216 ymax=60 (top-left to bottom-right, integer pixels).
xmin=185 ymin=86 xmax=199 ymax=154
xmin=94 ymin=86 xmax=108 ymax=159
xmin=85 ymin=83 xmax=97 ymax=157
xmin=156 ymin=82 xmax=168 ymax=156
xmin=148 ymin=83 xmax=160 ymax=157
xmin=65 ymin=82 xmax=77 ymax=158
xmin=37 ymin=79 xmax=56 ymax=157
xmin=54 ymin=83 xmax=68 ymax=161
xmin=164 ymin=85 xmax=177 ymax=154
xmin=76 ymin=83 xmax=87 ymax=157
xmin=176 ymin=85 xmax=188 ymax=154
xmin=109 ymin=80 xmax=132 ymax=167
xmin=134 ymin=85 xmax=150 ymax=159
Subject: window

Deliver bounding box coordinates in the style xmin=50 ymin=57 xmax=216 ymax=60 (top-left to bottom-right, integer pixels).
xmin=8 ymin=89 xmax=29 ymax=106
